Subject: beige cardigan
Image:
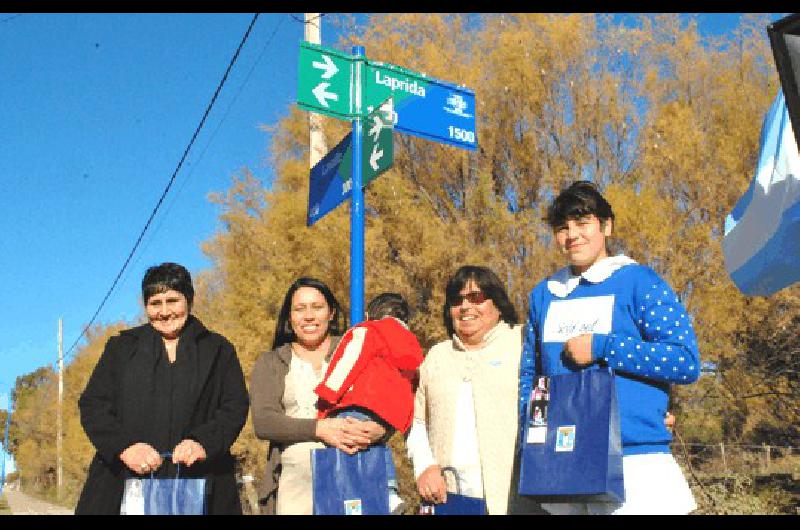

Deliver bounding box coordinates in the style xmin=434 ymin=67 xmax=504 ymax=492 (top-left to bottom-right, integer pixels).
xmin=414 ymin=322 xmax=522 ymax=515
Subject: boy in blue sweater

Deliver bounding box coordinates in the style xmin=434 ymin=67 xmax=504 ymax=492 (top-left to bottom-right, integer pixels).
xmin=518 ymin=181 xmax=700 ymax=514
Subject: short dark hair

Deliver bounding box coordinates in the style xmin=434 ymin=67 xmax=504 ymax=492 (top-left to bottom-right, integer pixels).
xmin=367 ymin=292 xmax=411 ymax=324
xmin=272 ymin=277 xmax=347 ymax=350
xmin=142 ymin=262 xmax=194 ymax=307
xmin=546 ymin=180 xmax=614 ymax=228
xmin=442 ymin=265 xmax=518 ymax=338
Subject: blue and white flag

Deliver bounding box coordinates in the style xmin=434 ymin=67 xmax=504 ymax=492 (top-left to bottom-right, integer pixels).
xmin=723 ymin=90 xmax=800 ymax=296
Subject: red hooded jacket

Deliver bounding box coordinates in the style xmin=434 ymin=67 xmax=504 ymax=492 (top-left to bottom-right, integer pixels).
xmin=315 ymin=318 xmax=423 ymax=433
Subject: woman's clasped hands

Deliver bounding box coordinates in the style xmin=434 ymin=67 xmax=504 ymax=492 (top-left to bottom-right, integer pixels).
xmin=120 ymin=439 xmax=207 ymax=475
xmin=120 ymin=442 xmax=163 ymax=475
xmin=172 ymin=438 xmax=207 ymax=466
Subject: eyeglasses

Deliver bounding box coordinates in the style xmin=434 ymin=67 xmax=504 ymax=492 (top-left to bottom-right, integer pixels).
xmin=449 ymin=291 xmax=487 ymax=306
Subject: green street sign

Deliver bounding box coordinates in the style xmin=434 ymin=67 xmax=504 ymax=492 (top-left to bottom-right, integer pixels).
xmin=362 ymin=99 xmax=394 ymax=184
xmin=297 ymin=42 xmax=356 ymax=119
xmin=339 ymin=99 xmax=394 ymax=187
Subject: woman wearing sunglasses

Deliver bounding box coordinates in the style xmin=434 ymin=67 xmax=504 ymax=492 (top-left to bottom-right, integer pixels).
xmin=405 ymin=265 xmax=538 ymax=514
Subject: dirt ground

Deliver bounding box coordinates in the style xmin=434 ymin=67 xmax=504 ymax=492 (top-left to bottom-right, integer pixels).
xmin=4 ymin=489 xmax=73 ymax=515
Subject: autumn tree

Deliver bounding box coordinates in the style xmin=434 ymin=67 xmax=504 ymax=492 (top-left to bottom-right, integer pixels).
xmin=8 ymin=323 xmax=126 ymax=503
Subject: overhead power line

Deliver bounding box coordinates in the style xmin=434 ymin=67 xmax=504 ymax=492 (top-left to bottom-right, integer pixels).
xmin=290 ymin=13 xmax=325 ymax=24
xmin=130 ymin=14 xmax=286 ymax=272
xmin=64 ymin=13 xmax=261 ymax=362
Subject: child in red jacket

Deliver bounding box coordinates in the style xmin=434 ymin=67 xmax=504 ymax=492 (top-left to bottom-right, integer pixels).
xmin=315 ymin=293 xmax=423 ymax=514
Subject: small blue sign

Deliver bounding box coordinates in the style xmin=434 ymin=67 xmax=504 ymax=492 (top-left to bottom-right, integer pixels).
xmin=307 ymin=133 xmax=353 ymax=226
xmin=365 ymin=62 xmax=477 ymax=150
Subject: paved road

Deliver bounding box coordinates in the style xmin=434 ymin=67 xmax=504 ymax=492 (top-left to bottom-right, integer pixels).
xmin=5 ymin=489 xmax=73 ymax=515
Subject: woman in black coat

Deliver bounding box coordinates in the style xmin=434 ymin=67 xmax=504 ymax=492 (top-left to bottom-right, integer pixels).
xmin=75 ymin=262 xmax=249 ymax=514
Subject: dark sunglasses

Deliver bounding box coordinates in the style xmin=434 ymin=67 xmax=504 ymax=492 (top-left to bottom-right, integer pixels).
xmin=449 ymin=291 xmax=488 ymax=306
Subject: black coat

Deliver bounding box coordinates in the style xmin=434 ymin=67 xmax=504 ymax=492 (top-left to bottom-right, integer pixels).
xmin=75 ymin=316 xmax=249 ymax=514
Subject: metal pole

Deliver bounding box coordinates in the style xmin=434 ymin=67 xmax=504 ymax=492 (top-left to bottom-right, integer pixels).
xmin=350 ymin=45 xmax=365 ymax=326
xmin=1 ymin=394 xmax=10 ymax=496
xmin=57 ymin=317 xmax=63 ymax=498
xmin=305 ymin=13 xmax=327 ymax=169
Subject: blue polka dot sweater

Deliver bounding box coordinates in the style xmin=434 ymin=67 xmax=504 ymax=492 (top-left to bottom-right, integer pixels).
xmin=518 ymin=256 xmax=701 ymax=455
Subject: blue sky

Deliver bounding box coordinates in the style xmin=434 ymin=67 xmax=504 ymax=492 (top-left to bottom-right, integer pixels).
xmin=0 ymin=13 xmax=787 ymax=471
xmin=0 ymin=13 xmax=350 ymax=397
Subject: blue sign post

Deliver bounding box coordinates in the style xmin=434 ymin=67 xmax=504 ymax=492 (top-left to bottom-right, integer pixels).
xmin=351 ymin=45 xmax=366 ymax=325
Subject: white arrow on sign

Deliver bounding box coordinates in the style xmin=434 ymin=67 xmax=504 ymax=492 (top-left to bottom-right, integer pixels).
xmin=370 ymin=143 xmax=384 ymax=171
xmin=312 ymin=54 xmax=338 ymax=79
xmin=368 ymin=115 xmax=383 ymax=143
xmin=312 ymin=82 xmax=338 ymax=108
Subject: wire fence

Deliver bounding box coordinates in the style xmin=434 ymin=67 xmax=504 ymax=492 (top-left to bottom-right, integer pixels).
xmin=670 ymin=442 xmax=798 ymax=475
xmin=669 ymin=441 xmax=800 ymax=514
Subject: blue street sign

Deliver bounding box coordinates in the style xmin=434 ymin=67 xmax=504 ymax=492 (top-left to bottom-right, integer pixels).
xmin=307 ymin=133 xmax=353 ymax=226
xmin=364 ymin=61 xmax=477 ymax=150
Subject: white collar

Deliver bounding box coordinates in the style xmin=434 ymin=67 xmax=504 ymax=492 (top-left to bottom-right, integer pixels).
xmin=546 ymin=255 xmax=637 ymax=298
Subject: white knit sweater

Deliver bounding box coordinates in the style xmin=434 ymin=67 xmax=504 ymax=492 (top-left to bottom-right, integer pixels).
xmin=410 ymin=322 xmax=522 ymax=514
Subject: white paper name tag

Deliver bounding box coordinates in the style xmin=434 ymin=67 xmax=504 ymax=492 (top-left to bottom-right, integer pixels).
xmin=527 ymin=426 xmax=547 ymax=444
xmin=542 ymin=295 xmax=615 ymax=343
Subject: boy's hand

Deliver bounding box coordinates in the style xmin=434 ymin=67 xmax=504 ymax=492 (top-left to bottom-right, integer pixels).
xmin=316 ymin=418 xmax=357 ymax=454
xmin=665 ymin=411 xmax=676 ymax=432
xmin=342 ymin=417 xmax=387 ymax=449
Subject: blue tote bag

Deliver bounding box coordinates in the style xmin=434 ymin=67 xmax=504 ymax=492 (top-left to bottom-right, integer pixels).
xmin=418 ymin=467 xmax=487 ymax=515
xmin=311 ymin=446 xmax=390 ymax=515
xmin=518 ymin=369 xmax=624 ymax=503
xmin=120 ymin=454 xmax=208 ymax=515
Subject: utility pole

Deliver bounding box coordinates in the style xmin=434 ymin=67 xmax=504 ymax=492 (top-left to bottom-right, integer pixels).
xmin=57 ymin=317 xmax=63 ymax=499
xmin=305 ymin=13 xmax=327 ymax=168
xmin=1 ymin=393 xmax=10 ymax=496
